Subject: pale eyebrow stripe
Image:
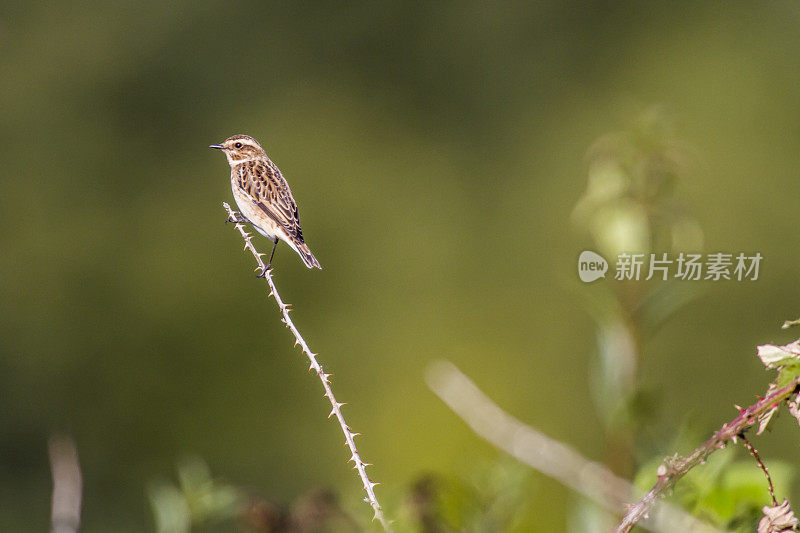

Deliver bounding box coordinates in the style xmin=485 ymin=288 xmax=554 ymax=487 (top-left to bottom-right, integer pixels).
xmin=228 ymin=138 xmax=258 ymax=147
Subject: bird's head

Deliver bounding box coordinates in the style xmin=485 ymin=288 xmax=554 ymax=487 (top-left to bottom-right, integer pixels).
xmin=209 ymin=135 xmax=265 ymax=166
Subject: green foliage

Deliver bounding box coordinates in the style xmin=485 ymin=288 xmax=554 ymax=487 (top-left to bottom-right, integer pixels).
xmin=635 ymin=447 xmax=795 ymax=531
xmin=395 ymin=460 xmax=537 ymax=533
xmin=572 ymin=107 xmax=702 ymax=259
xmin=757 ymin=340 xmax=800 ymax=387
xmin=148 ymin=457 xmax=241 ymax=533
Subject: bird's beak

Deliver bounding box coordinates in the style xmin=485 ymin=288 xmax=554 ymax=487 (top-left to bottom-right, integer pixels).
xmin=209 ymin=144 xmax=224 ymax=150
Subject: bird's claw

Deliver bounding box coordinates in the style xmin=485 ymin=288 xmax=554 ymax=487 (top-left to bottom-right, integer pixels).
xmin=256 ymin=264 xmax=273 ymax=278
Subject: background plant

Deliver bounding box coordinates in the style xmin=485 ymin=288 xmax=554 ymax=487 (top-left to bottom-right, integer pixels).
xmin=569 ymin=108 xmax=705 ymax=527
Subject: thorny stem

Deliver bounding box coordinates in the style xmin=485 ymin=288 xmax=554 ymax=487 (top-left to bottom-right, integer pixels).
xmin=740 ymin=433 xmax=777 ymax=507
xmin=223 ymin=202 xmax=391 ymax=532
xmin=616 ymin=376 xmax=800 ymax=533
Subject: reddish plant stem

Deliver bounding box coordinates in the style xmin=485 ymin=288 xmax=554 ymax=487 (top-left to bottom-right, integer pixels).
xmin=616 ymin=377 xmax=800 ymax=533
xmin=740 ymin=433 xmax=777 ymax=507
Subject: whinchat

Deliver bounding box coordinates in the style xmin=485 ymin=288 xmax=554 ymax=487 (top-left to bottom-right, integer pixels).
xmin=211 ymin=135 xmax=321 ymax=270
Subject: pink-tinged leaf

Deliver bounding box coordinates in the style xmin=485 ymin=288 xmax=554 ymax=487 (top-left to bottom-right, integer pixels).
xmin=757 ymin=499 xmax=798 ymax=533
xmin=757 ymin=340 xmax=800 ymax=368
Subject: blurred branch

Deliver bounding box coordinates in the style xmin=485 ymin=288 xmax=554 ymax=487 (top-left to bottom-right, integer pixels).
xmin=49 ymin=433 xmax=82 ymax=533
xmin=425 ymin=360 xmax=723 ymax=533
xmin=616 ymin=376 xmax=800 ymax=533
xmin=781 ymin=317 xmax=800 ymax=330
xmin=222 ymin=202 xmax=391 ymax=532
xmin=426 ymin=361 xmax=717 ymax=532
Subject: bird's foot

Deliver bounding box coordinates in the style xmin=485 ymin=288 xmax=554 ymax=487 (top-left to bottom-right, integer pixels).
xmin=256 ymin=263 xmax=273 ymax=278
xmin=226 ymin=213 xmax=250 ymax=225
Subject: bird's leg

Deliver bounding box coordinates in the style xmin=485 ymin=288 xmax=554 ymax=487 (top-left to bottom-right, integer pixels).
xmin=266 ymin=239 xmax=278 ymax=269
xmin=257 ymin=239 xmax=279 ymax=278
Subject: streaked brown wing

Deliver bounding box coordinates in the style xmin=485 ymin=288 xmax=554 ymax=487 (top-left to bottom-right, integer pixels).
xmin=236 ymin=161 xmax=305 ymax=243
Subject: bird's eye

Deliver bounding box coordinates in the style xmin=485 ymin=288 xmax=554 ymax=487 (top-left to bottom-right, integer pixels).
xmin=234 ymin=142 xmax=242 ymax=148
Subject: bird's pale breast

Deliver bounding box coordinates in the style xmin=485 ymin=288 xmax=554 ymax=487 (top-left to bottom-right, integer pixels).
xmin=231 ymin=176 xmax=285 ymax=242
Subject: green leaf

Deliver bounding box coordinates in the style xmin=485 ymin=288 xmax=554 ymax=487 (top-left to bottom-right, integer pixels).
xmin=777 ymin=364 xmax=800 ymax=387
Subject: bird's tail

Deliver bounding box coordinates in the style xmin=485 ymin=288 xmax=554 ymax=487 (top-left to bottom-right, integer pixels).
xmin=293 ymin=241 xmax=322 ymax=269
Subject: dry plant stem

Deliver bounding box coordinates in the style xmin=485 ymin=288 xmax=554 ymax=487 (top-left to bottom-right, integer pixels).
xmin=223 ymin=202 xmax=391 ymax=532
xmin=49 ymin=433 xmax=82 ymax=533
xmin=616 ymin=376 xmax=800 ymax=533
xmin=426 ymin=360 xmax=723 ymax=533
xmin=740 ymin=434 xmax=777 ymax=507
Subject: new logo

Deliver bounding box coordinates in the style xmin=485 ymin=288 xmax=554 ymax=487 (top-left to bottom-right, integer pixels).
xmin=578 ymin=250 xmax=608 ymax=282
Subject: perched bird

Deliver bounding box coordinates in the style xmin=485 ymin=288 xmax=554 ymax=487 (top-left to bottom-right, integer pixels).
xmin=211 ymin=135 xmax=321 ymax=270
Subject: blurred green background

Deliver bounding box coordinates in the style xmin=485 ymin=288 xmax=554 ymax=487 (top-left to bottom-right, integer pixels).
xmin=2 ymin=1 xmax=800 ymax=531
